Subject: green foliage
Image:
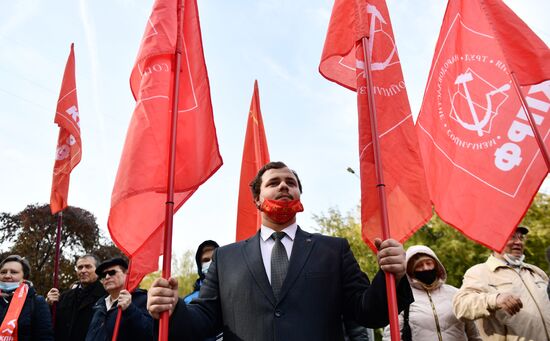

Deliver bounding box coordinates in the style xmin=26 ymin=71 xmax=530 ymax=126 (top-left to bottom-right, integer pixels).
xmin=313 ymin=206 xmax=379 ymax=279
xmin=520 ymin=193 xmax=550 ymax=270
xmin=313 ymin=193 xmax=550 ymax=288
xmin=140 ymin=250 xmax=197 ymax=297
xmin=0 ymin=203 xmax=124 ymax=295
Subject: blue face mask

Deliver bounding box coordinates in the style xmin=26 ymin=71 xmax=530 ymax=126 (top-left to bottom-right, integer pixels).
xmin=0 ymin=281 xmax=20 ymax=292
xmin=201 ymin=261 xmax=212 ymax=276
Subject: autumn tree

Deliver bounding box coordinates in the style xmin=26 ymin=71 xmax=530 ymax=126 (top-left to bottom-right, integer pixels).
xmin=0 ymin=203 xmax=124 ymax=295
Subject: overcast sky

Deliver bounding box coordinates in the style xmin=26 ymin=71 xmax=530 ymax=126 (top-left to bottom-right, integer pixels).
xmin=0 ymin=0 xmax=548 ymax=261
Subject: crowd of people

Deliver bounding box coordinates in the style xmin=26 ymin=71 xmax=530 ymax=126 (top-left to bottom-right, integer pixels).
xmin=0 ymin=161 xmax=548 ymax=340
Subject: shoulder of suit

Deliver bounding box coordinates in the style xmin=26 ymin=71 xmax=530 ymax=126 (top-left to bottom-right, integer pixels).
xmin=306 ymin=232 xmax=349 ymax=248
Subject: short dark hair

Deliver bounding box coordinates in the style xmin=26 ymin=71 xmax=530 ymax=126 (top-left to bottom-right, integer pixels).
xmin=78 ymin=254 xmax=100 ymax=267
xmin=0 ymin=255 xmax=31 ymax=280
xmin=249 ymin=161 xmax=303 ymax=201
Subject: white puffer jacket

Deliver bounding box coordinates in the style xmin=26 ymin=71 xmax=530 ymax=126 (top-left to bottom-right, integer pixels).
xmin=383 ymin=245 xmax=481 ymax=341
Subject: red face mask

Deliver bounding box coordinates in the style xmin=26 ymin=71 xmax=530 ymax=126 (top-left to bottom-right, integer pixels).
xmin=259 ymin=199 xmax=304 ymax=224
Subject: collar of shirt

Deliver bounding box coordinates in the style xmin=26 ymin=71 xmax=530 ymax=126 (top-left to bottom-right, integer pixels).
xmin=259 ymin=223 xmax=297 ymax=284
xmin=105 ymin=295 xmax=118 ymax=311
xmin=260 ymin=223 xmax=298 ymax=242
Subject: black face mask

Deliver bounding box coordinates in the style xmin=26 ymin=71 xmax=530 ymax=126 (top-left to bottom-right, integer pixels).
xmin=414 ymin=269 xmax=437 ymax=285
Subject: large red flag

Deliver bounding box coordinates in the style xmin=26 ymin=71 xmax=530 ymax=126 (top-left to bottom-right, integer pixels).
xmin=236 ymin=80 xmax=270 ymax=241
xmin=50 ymin=43 xmax=81 ymax=215
xmin=320 ymin=0 xmax=432 ymax=251
xmin=108 ymin=0 xmax=222 ymax=291
xmin=416 ymin=0 xmax=550 ymax=251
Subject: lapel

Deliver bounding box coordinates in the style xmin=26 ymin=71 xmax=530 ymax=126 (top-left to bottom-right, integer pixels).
xmin=278 ymin=226 xmax=314 ymax=303
xmin=242 ymin=232 xmax=276 ymax=306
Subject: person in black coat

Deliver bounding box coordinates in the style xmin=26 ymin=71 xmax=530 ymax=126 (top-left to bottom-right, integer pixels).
xmin=46 ymin=254 xmax=106 ymax=341
xmin=147 ymin=161 xmax=412 ymax=341
xmin=85 ymin=257 xmax=153 ymax=341
xmin=0 ymin=255 xmax=53 ymax=341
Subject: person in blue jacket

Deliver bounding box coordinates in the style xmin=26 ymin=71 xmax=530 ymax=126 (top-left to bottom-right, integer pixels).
xmin=85 ymin=257 xmax=153 ymax=341
xmin=183 ymin=240 xmax=219 ymax=304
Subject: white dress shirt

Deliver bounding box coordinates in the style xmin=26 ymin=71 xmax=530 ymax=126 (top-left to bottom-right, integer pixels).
xmin=260 ymin=223 xmax=297 ymax=284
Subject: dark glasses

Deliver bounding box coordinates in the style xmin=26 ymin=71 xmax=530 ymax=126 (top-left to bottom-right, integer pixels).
xmin=100 ymin=269 xmax=119 ymax=279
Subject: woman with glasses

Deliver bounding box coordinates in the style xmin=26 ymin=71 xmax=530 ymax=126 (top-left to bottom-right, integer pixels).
xmin=0 ymin=254 xmax=54 ymax=340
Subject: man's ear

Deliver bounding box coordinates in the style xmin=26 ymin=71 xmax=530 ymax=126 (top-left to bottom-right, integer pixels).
xmin=254 ymin=197 xmax=262 ymax=209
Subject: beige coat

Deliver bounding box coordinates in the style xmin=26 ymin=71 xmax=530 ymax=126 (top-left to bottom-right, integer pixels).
xmin=453 ymin=255 xmax=550 ymax=341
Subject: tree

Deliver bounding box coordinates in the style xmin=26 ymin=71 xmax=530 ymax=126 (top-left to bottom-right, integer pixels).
xmin=313 ymin=193 xmax=550 ymax=288
xmin=140 ymin=250 xmax=197 ymax=297
xmin=0 ymin=203 xmax=124 ymax=295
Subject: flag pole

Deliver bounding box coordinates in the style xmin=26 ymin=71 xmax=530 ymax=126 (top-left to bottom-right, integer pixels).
xmin=361 ymin=36 xmax=401 ymax=341
xmin=111 ymin=261 xmax=132 ymax=341
xmin=509 ymin=72 xmax=550 ymax=170
xmin=158 ymin=0 xmax=184 ymax=340
xmin=51 ymin=211 xmax=63 ymax=324
xmin=252 ymin=80 xmax=263 ymax=230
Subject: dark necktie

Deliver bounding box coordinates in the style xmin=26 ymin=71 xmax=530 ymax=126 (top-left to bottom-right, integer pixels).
xmin=271 ymin=231 xmax=289 ymax=300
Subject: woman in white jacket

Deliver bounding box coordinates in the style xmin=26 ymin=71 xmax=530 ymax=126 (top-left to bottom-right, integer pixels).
xmin=383 ymin=245 xmax=480 ymax=341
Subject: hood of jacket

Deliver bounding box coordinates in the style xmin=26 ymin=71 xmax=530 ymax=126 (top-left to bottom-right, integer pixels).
xmin=406 ymin=245 xmax=447 ymax=290
xmin=194 ymin=240 xmax=219 ymax=280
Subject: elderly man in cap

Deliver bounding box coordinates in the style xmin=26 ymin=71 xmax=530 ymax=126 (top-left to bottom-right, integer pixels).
xmin=85 ymin=257 xmax=153 ymax=341
xmin=453 ymin=226 xmax=550 ymax=341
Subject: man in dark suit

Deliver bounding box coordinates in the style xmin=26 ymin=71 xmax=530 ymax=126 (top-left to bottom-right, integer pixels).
xmin=148 ymin=161 xmax=413 ymax=341
xmin=46 ymin=254 xmax=106 ymax=341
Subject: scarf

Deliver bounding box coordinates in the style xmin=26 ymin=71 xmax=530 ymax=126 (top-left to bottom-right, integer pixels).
xmin=0 ymin=282 xmax=29 ymax=341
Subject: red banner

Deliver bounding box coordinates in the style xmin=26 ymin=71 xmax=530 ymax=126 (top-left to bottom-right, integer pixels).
xmin=108 ymin=0 xmax=222 ymax=291
xmin=320 ymin=0 xmax=432 ymax=251
xmin=50 ymin=43 xmax=81 ymax=215
xmin=236 ymin=80 xmax=270 ymax=241
xmin=416 ymin=0 xmax=550 ymax=251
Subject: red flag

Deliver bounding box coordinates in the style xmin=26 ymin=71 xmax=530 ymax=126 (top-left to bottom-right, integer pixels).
xmin=50 ymin=43 xmax=81 ymax=215
xmin=320 ymin=0 xmax=432 ymax=251
xmin=236 ymin=80 xmax=270 ymax=241
xmin=416 ymin=0 xmax=550 ymax=251
xmin=108 ymin=0 xmax=222 ymax=291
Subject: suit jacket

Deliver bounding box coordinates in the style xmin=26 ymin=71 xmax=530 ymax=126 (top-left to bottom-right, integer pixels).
xmin=169 ymin=227 xmax=413 ymax=341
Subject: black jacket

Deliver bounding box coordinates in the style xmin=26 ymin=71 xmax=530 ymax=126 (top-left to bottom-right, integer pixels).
xmin=170 ymin=228 xmax=413 ymax=341
xmin=54 ymin=280 xmax=106 ymax=341
xmin=85 ymin=289 xmax=153 ymax=341
xmin=0 ymin=283 xmax=53 ymax=341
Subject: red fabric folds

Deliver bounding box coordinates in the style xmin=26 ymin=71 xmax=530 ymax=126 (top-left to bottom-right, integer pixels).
xmin=50 ymin=43 xmax=81 ymax=215
xmin=236 ymin=80 xmax=270 ymax=241
xmin=108 ymin=0 xmax=222 ymax=291
xmin=416 ymin=0 xmax=550 ymax=251
xmin=320 ymin=0 xmax=432 ymax=252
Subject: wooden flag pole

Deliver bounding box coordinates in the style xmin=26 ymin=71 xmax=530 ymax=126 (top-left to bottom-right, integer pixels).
xmin=159 ymin=0 xmax=184 ymax=340
xmin=51 ymin=211 xmax=63 ymax=325
xmin=361 ymin=36 xmax=401 ymax=341
xmin=509 ymin=72 xmax=550 ymax=170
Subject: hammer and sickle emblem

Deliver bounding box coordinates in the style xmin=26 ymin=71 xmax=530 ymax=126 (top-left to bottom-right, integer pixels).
xmin=453 ymin=72 xmax=510 ymax=136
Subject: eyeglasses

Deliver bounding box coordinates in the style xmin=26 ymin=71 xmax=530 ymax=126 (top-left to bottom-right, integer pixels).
xmin=99 ymin=269 xmax=120 ymax=280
